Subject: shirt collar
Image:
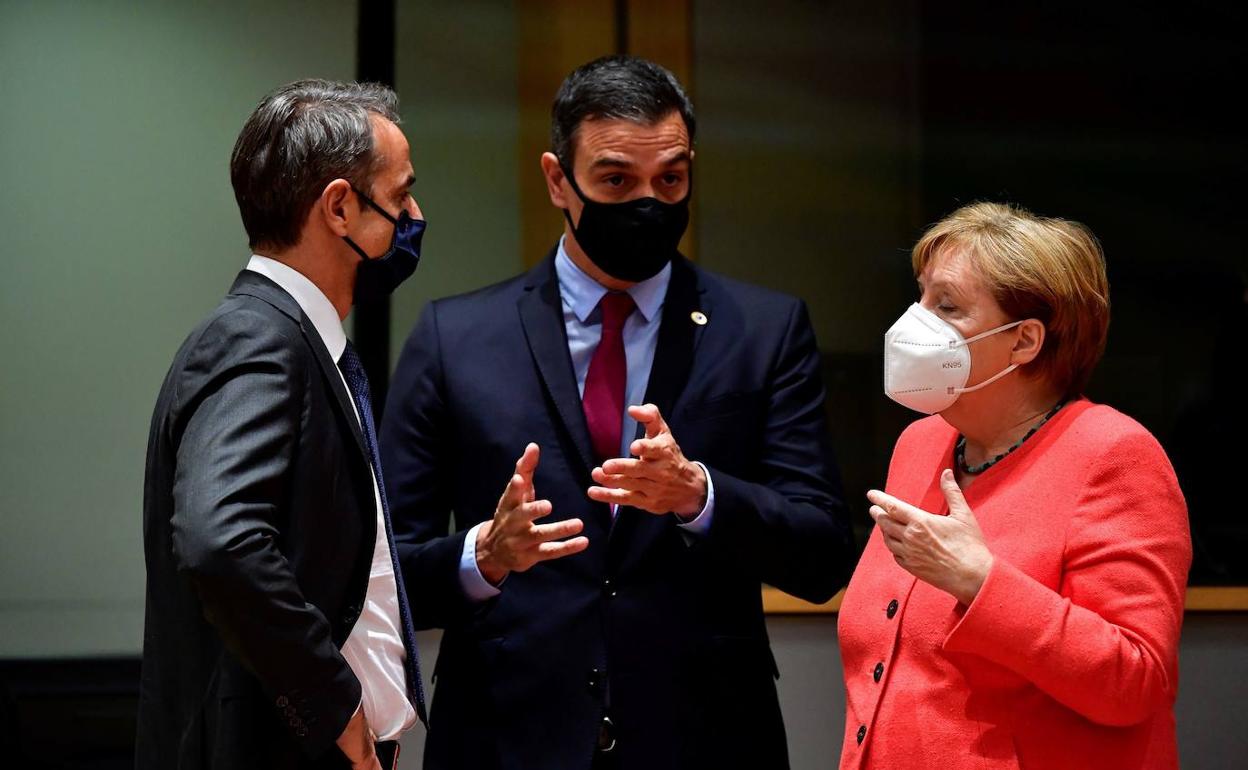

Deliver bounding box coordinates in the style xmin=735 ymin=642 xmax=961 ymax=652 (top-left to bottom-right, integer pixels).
xmin=245 ymin=254 xmax=347 ymax=361
xmin=554 ymin=236 xmax=670 ymax=324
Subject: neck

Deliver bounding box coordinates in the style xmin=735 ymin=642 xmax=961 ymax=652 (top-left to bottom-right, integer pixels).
xmin=562 ymin=227 xmax=637 ymax=292
xmin=263 ymin=240 xmax=355 ymax=320
xmin=944 ymin=381 xmax=1064 ymax=467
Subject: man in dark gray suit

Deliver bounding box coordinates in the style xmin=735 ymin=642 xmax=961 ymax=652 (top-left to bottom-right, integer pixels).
xmin=137 ymin=80 xmax=428 ymax=770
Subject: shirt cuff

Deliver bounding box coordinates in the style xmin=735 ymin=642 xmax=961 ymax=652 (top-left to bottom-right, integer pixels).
xmin=459 ymin=522 xmax=502 ymax=602
xmin=674 ymin=462 xmax=715 ymax=538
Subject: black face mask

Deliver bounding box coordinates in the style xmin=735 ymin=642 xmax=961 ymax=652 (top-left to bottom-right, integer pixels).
xmin=561 ymin=164 xmax=691 ymax=283
xmin=343 ymin=186 xmax=426 ymax=305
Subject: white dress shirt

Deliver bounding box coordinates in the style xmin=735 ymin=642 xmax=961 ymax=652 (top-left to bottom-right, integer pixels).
xmin=457 ymin=239 xmax=716 ymax=601
xmin=246 ymin=255 xmax=417 ymax=741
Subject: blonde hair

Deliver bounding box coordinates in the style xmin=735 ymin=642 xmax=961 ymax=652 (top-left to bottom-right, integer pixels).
xmin=912 ymin=202 xmax=1110 ymax=397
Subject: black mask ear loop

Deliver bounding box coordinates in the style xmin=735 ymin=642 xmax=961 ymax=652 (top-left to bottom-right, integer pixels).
xmin=343 ymin=184 xmax=398 ymax=260
xmin=558 ymin=163 xmax=590 ymax=235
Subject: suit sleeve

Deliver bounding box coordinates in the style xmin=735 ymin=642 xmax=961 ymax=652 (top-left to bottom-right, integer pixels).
xmin=942 ymin=430 xmax=1192 ymax=726
xmin=170 ymin=314 xmax=360 ymax=758
xmin=380 ymin=302 xmax=479 ymax=629
xmin=698 ymin=299 xmax=854 ymax=603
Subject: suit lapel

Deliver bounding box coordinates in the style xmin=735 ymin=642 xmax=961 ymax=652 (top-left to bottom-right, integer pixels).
xmin=304 ymin=325 xmax=371 ymax=466
xmin=517 ymin=252 xmax=597 ymax=477
xmin=229 ymin=271 xmax=370 ymax=467
xmin=638 ymin=257 xmax=707 ymax=424
xmin=610 ymin=257 xmax=709 ymax=564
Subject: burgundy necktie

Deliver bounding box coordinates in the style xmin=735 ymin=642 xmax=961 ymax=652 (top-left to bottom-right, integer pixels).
xmin=583 ymin=292 xmax=636 ymax=464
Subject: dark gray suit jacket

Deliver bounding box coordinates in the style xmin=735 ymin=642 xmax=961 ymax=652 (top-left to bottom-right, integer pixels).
xmin=136 ymin=271 xmax=377 ymax=770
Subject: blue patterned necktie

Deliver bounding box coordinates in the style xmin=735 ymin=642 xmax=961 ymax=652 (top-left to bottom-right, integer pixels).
xmin=337 ymin=341 xmax=427 ymax=723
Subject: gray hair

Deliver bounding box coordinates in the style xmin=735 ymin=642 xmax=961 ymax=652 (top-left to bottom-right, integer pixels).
xmin=230 ymin=79 xmax=400 ymax=250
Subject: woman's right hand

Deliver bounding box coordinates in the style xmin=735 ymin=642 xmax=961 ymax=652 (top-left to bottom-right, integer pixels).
xmin=868 ymin=469 xmax=994 ymax=605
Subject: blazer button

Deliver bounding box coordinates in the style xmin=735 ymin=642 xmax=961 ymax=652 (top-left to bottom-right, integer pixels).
xmin=886 ymin=599 xmax=899 ymax=619
xmin=857 ymin=724 xmax=867 ymax=745
xmin=587 ymin=667 xmax=606 ymax=699
xmin=296 ymin=726 xmax=309 ymax=738
xmin=275 ymin=695 xmax=289 ymax=708
xmin=873 ymin=662 xmax=884 ymax=683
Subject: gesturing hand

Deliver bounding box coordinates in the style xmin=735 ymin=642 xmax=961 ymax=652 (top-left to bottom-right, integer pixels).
xmin=867 ymin=469 xmax=994 ymax=605
xmin=588 ymin=404 xmax=708 ymax=518
xmin=476 ymin=443 xmax=589 ymax=586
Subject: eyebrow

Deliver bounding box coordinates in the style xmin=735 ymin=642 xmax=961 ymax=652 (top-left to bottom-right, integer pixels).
xmin=658 ymin=150 xmax=692 ymax=166
xmin=588 ymin=156 xmax=633 ymax=171
xmin=587 ymin=151 xmax=692 ymax=172
xmin=922 ymin=279 xmax=968 ymax=301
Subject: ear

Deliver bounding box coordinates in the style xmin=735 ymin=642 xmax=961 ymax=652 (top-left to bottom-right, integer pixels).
xmin=1009 ymin=318 xmax=1046 ymax=366
xmin=540 ymin=152 xmax=571 ymax=209
xmin=318 ymin=178 xmax=355 ymax=238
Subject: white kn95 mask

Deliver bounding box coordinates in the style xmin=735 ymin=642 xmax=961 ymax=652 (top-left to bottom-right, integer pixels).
xmin=884 ymin=303 xmax=1026 ymax=414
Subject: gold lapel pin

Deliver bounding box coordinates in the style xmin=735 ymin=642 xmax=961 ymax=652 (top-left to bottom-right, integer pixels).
xmin=691 ymin=311 xmax=708 ymax=326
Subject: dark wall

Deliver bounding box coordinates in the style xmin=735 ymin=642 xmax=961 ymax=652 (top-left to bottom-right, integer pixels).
xmin=917 ymin=0 xmax=1247 ymax=582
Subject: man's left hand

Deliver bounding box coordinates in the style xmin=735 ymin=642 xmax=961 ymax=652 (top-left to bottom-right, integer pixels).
xmin=588 ymin=404 xmax=707 ymax=518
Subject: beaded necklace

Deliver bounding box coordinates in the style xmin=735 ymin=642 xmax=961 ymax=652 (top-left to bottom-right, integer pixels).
xmin=955 ymin=399 xmax=1068 ymax=475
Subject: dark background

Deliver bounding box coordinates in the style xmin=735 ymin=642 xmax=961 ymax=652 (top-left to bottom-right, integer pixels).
xmin=915 ymin=0 xmax=1246 ymax=583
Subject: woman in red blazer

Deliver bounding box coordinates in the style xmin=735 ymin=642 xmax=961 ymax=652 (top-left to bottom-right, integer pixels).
xmin=838 ymin=202 xmax=1191 ymax=769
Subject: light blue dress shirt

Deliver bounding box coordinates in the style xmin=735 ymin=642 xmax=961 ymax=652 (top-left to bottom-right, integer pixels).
xmin=458 ymin=238 xmax=715 ymax=601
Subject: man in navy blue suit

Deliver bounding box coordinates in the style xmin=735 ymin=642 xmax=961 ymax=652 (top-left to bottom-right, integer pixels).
xmin=379 ymin=56 xmax=852 ymax=770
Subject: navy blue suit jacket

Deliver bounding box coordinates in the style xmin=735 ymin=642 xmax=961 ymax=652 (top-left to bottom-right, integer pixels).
xmin=380 ymin=252 xmax=852 ymax=769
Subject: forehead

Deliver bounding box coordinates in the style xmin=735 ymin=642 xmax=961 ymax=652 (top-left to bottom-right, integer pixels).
xmin=572 ymin=112 xmax=690 ymax=164
xmin=921 ymin=246 xmax=986 ymax=295
xmin=370 ymin=115 xmax=412 ymax=175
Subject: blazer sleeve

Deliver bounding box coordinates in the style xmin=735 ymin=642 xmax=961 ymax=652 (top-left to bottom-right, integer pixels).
xmin=942 ymin=429 xmax=1192 ymax=726
xmin=698 ymin=299 xmax=854 ymax=603
xmin=380 ymin=301 xmax=477 ymax=630
xmin=170 ymin=313 xmax=360 ymax=758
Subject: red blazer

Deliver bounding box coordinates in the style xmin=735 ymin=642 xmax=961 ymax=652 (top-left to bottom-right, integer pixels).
xmin=838 ymin=399 xmax=1191 ymax=769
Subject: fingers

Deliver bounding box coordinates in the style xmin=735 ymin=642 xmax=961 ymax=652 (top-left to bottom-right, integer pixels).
xmin=599 ymin=458 xmax=643 ymax=476
xmin=516 ymin=442 xmax=540 ymax=474
xmin=587 ymin=485 xmax=646 ymax=506
xmin=529 ymin=517 xmax=583 ymax=542
xmin=499 ymin=444 xmax=541 ymax=510
xmin=519 ymin=519 xmax=586 ymax=570
xmin=939 ymin=468 xmax=972 ymax=519
xmin=484 ymin=511 xmax=587 ymax=577
xmin=593 ymin=462 xmax=657 ymax=485
xmin=870 ymin=504 xmax=906 ymax=540
xmin=498 ymin=473 xmax=528 ymax=511
xmin=627 ymin=403 xmax=669 ymax=439
xmin=519 ymin=498 xmax=554 ymax=521
xmin=536 ymin=536 xmax=589 ymax=560
xmin=867 ymin=503 xmax=888 ymax=524
xmin=866 ymin=489 xmax=918 ymax=525
xmin=628 ymin=437 xmax=678 ymax=461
